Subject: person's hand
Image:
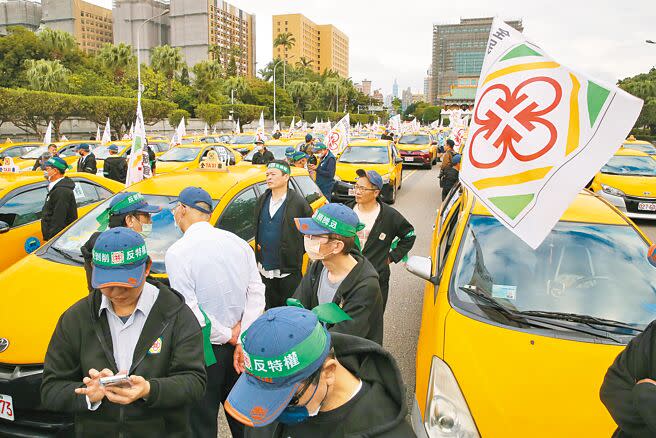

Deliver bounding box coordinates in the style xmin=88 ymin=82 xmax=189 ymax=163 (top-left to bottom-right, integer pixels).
xmin=387 ymin=256 xmax=393 ymax=265
xmin=74 ymin=368 xmax=113 ymax=403
xmin=233 ymin=343 xmax=245 ymax=374
xmin=104 ymin=375 xmax=150 ymax=405
xmin=228 ymin=321 xmax=242 ymax=346
xmin=308 ymin=164 xmax=317 ymax=170
xmin=637 ymin=378 xmax=656 ymax=386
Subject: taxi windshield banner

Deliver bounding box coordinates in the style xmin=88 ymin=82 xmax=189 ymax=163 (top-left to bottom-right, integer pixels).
xmin=459 ymin=18 xmax=643 ymax=249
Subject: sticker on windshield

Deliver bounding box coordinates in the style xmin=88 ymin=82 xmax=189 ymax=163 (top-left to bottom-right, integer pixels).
xmin=73 ymin=183 xmax=85 ymax=200
xmin=492 ymin=284 xmax=517 ymax=300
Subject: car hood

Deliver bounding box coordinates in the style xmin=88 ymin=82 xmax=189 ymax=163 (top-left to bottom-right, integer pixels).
xmin=336 ymin=162 xmax=391 ymax=183
xmin=443 ymin=310 xmax=620 ymax=437
xmin=596 ymin=173 xmax=656 ymax=198
xmin=0 ymin=253 xmax=87 ymax=364
xmin=397 ymin=144 xmax=431 ymax=151
xmin=156 ymin=161 xmax=195 ymax=174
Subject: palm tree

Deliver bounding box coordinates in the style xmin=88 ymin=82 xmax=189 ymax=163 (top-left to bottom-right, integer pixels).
xmin=226 ymin=46 xmax=243 ymax=77
xmin=208 ymin=44 xmax=224 ymax=63
xmin=296 ymin=57 xmax=313 ymax=69
xmin=24 ymin=59 xmax=70 ymax=92
xmin=287 ymin=80 xmax=313 ymax=113
xmin=37 ymin=28 xmax=77 ymax=59
xmin=223 ymin=76 xmax=249 ymax=101
xmin=97 ymin=43 xmax=136 ymax=83
xmin=273 ymin=33 xmax=296 ymax=87
xmin=151 ymin=45 xmax=185 ymax=97
xmin=192 ymin=60 xmax=223 ymax=103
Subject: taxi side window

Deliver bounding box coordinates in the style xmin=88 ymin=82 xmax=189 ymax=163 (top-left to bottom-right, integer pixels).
xmin=59 ymin=145 xmax=79 ymax=157
xmin=216 ymin=187 xmax=258 ymax=241
xmin=72 ymin=181 xmax=103 ymax=207
xmin=293 ymin=175 xmax=322 ymax=204
xmin=436 ymin=205 xmax=460 ymax=288
xmin=0 ymin=186 xmax=48 ymax=227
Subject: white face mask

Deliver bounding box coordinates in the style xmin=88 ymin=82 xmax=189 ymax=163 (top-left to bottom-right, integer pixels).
xmin=139 ymin=222 xmax=152 ymax=238
xmin=304 ymin=237 xmax=332 ymax=261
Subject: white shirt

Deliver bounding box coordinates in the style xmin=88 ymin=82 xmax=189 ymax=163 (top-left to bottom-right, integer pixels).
xmin=269 ymin=192 xmax=287 ymax=217
xmin=165 ymin=221 xmax=265 ymax=345
xmin=353 ymin=203 xmax=380 ymax=249
xmin=259 ymin=191 xmax=290 ymax=279
xmin=47 ymin=177 xmax=63 ymax=192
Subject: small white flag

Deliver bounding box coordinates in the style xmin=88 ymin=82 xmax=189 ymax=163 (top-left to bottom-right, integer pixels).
xmin=43 ymin=121 xmax=52 ymax=145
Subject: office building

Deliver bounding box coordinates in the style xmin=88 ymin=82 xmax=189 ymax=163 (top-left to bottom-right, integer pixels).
xmin=0 ymin=0 xmax=41 ymax=36
xmin=372 ymin=89 xmax=383 ymax=102
xmin=424 ymin=66 xmax=433 ymax=102
xmin=170 ymin=0 xmax=255 ymax=75
xmin=401 ymin=87 xmax=412 ymax=111
xmin=431 ymin=17 xmax=523 ymax=106
xmin=361 ymin=79 xmax=372 ymax=95
xmin=392 ymin=78 xmax=398 ymax=98
xmin=113 ymin=0 xmax=170 ymax=65
xmin=272 ymin=13 xmax=349 ymax=77
xmin=41 ymin=0 xmax=113 ymax=54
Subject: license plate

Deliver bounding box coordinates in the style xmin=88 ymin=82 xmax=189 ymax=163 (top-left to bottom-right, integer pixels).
xmin=0 ymin=394 xmax=14 ymax=421
xmin=348 ymin=188 xmax=355 ymax=196
xmin=404 ymin=157 xmax=414 ymax=162
xmin=638 ymin=202 xmax=656 ymax=211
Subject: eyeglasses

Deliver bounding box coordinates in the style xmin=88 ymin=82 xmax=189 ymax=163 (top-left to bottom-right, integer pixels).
xmin=353 ymin=185 xmax=377 ymax=192
xmin=289 ymin=368 xmax=322 ymax=406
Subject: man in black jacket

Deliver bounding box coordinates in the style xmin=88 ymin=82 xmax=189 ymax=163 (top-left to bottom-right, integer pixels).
xmin=254 ymin=160 xmax=313 ymax=309
xmin=32 ymin=144 xmax=59 ymax=171
xmin=225 ymin=306 xmax=414 ymax=437
xmin=76 ymin=143 xmax=97 ymax=174
xmin=103 ymin=144 xmax=127 ymax=183
xmin=441 ymin=153 xmax=461 ymax=199
xmin=252 ymin=140 xmax=274 ymax=165
xmin=41 ymin=227 xmax=207 ymax=438
xmin=600 ymin=320 xmax=656 ymax=437
xmin=293 ymin=203 xmax=384 ymax=344
xmin=348 ymin=169 xmax=415 ymax=310
xmin=41 ymin=156 xmax=78 ymax=240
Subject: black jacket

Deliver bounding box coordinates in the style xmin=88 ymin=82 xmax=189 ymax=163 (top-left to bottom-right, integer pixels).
xmin=41 ymin=176 xmax=78 ymax=240
xmin=600 ymin=321 xmax=656 ymax=437
xmin=41 ymin=283 xmax=206 ymax=438
xmin=244 ymin=333 xmax=414 ymax=438
xmin=346 ymin=200 xmax=415 ymax=275
xmin=252 ymin=149 xmax=275 ymax=165
xmin=440 ymin=166 xmax=459 ymax=194
xmin=103 ymin=156 xmax=127 ymax=183
xmin=293 ymin=251 xmax=383 ymax=344
xmin=254 ymin=188 xmax=313 ymax=273
xmin=77 ymin=153 xmax=97 ymax=174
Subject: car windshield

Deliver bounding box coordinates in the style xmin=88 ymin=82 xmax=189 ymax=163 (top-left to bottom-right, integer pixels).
xmin=22 ymin=146 xmax=47 ymax=159
xmin=230 ymin=135 xmax=256 ymax=145
xmin=339 ymin=146 xmax=389 ymax=164
xmin=158 ymin=147 xmax=201 ymax=162
xmin=48 ymin=194 xmax=219 ymax=273
xmin=244 ymin=146 xmax=291 ymax=162
xmin=399 ymin=135 xmax=430 ymax=145
xmin=452 ymin=215 xmax=656 ymax=330
xmin=622 ymin=143 xmax=656 ymax=155
xmin=93 ymin=144 xmax=125 ymax=159
xmin=601 ymin=156 xmax=656 ymax=176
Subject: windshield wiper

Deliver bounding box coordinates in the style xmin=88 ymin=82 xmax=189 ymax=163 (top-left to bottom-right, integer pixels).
xmin=519 ymin=311 xmax=643 ymax=333
xmin=50 ymin=246 xmax=84 ymax=265
xmin=459 ymin=285 xmax=623 ymax=343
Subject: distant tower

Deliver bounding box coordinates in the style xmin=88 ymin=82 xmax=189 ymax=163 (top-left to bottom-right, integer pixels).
xmin=392 ymin=78 xmax=399 ymax=99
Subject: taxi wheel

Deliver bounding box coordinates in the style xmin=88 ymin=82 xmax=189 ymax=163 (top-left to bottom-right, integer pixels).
xmin=423 ymin=160 xmax=432 ymax=170
xmin=398 ymin=172 xmax=403 ymax=191
xmin=387 ymin=183 xmax=397 ymax=204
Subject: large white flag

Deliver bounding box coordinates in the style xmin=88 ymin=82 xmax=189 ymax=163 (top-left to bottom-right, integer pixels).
xmin=256 ymin=111 xmax=266 ymax=142
xmin=101 ymin=118 xmax=111 ymax=146
xmin=204 ymin=123 xmax=209 ymax=136
xmin=126 ymin=102 xmax=149 ymax=186
xmin=388 ymin=114 xmax=400 ymax=132
xmin=326 ymin=114 xmax=350 ymax=154
xmin=171 ymin=118 xmax=186 ymax=146
xmin=235 ymin=119 xmax=241 ymax=134
xmin=459 ymin=18 xmax=643 ymax=249
xmin=43 ymin=121 xmax=52 ymax=145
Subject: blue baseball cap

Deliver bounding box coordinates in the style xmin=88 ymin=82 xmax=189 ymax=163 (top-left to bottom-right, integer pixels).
xmin=108 ymin=144 xmax=119 ymax=152
xmin=91 ymin=227 xmax=149 ymax=289
xmin=314 ymin=142 xmax=327 ymax=151
xmin=225 ymin=307 xmax=331 ymax=427
xmin=295 ymin=203 xmax=361 ymax=236
xmin=109 ymin=192 xmax=161 ymax=215
xmin=356 ymin=168 xmax=383 ymax=190
xmin=305 ymin=134 xmax=313 ymax=142
xmin=76 ymin=143 xmax=90 ymax=151
xmin=176 ymin=186 xmax=213 ymax=214
xmin=452 ymin=154 xmax=462 ymax=165
xmin=284 ymin=146 xmax=296 ymax=159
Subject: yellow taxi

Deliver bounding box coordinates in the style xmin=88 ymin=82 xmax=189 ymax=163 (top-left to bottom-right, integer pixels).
xmin=0 ymin=165 xmax=325 ymax=435
xmin=620 ymin=135 xmax=656 ymax=155
xmin=14 ymin=140 xmax=102 ymax=171
xmin=91 ymin=141 xmax=131 ymax=176
xmin=589 ymin=148 xmax=656 ymax=220
xmin=227 ymin=132 xmax=258 ymax=155
xmin=156 ymin=143 xmax=242 ymax=174
xmin=180 ymin=134 xmax=226 ymax=144
xmin=237 ymin=139 xmax=303 ymax=166
xmin=0 ymin=142 xmax=43 ymax=160
xmin=0 ymin=172 xmax=122 ymax=272
xmin=396 ymin=133 xmax=439 ymax=169
xmin=404 ymin=185 xmax=654 ymax=438
xmin=332 ymin=140 xmax=403 ymax=204
xmin=147 ymin=139 xmax=172 ymax=156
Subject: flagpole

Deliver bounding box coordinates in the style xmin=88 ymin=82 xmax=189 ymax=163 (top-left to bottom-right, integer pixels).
xmin=272 ymin=59 xmax=283 ymax=128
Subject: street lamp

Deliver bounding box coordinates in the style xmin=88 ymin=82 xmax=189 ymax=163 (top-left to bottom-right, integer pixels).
xmin=133 ymin=9 xmax=170 ymax=101
xmin=272 ymin=59 xmax=283 ymax=127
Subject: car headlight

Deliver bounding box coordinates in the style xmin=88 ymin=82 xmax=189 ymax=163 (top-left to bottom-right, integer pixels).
xmin=419 ymin=149 xmax=430 ymax=154
xmin=381 ymin=174 xmax=390 ymax=184
xmin=424 ymin=356 xmax=480 ymax=438
xmin=601 ymin=183 xmax=625 ymax=197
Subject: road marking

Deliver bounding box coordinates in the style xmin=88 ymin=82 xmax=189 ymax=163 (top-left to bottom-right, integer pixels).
xmin=402 ymin=169 xmax=417 ymax=182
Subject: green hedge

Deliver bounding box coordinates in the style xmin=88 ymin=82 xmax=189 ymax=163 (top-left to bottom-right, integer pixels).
xmin=220 ymin=103 xmax=267 ymax=124
xmin=168 ymin=109 xmax=190 ymax=128
xmin=196 ymin=104 xmax=224 ymax=129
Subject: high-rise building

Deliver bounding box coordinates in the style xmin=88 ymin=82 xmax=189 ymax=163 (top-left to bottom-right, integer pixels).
xmin=361 ymin=79 xmax=372 ymax=96
xmin=431 ymin=17 xmax=523 ymax=106
xmin=170 ymin=0 xmax=255 ymax=75
xmin=0 ymin=0 xmax=42 ymax=36
xmin=392 ymin=78 xmax=399 ymax=98
xmin=401 ymin=87 xmax=412 ymax=111
xmin=113 ymin=0 xmax=170 ymax=65
xmin=424 ymin=66 xmax=433 ymax=103
xmin=412 ymin=93 xmax=425 ymax=104
xmin=372 ymin=89 xmax=383 ymax=102
xmin=41 ymin=0 xmax=113 ymax=54
xmin=272 ymin=14 xmax=349 ymax=77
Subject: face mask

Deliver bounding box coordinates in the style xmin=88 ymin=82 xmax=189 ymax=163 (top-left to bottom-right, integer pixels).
xmin=277 ymin=381 xmax=326 ymax=425
xmin=172 ymin=207 xmax=183 ymax=235
xmin=139 ymin=222 xmax=152 ymax=238
xmin=304 ymin=237 xmax=328 ymax=260
xmin=43 ymin=171 xmax=49 ymax=180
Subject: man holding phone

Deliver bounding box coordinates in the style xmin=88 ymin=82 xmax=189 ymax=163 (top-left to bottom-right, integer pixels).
xmin=41 ymin=227 xmax=207 ymax=437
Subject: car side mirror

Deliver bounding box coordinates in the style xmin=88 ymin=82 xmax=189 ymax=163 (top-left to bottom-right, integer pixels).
xmin=0 ymin=221 xmax=9 ymax=233
xmin=405 ymin=256 xmax=438 ymax=284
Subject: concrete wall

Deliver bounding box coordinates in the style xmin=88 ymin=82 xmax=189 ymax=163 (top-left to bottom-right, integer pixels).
xmin=169 ymin=0 xmax=209 ymax=67
xmin=41 ymin=0 xmax=75 ymax=35
xmin=0 ymin=0 xmax=42 ymax=36
xmin=113 ymin=0 xmax=170 ymax=65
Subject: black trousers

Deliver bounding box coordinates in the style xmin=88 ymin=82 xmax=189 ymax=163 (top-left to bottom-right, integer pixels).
xmin=262 ymin=271 xmax=303 ymax=309
xmin=190 ymin=343 xmax=243 ymax=438
xmin=379 ymin=268 xmax=391 ymax=311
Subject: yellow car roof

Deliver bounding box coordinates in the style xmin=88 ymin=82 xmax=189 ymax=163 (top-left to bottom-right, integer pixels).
xmin=0 ymin=171 xmax=112 ymax=194
xmin=55 ymin=140 xmax=101 ymax=146
xmin=0 ymin=142 xmax=43 ymax=150
xmin=468 ymin=190 xmax=628 ymax=225
xmin=624 ymin=136 xmax=651 ymax=145
xmin=265 ymin=139 xmax=300 ymax=146
xmin=347 ymin=140 xmax=391 ymax=147
xmin=614 ymin=148 xmax=650 ymax=157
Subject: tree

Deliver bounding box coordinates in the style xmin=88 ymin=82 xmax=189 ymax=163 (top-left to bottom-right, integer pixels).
xmin=37 ymin=28 xmax=77 ymax=60
xmin=97 ymin=43 xmax=136 ymax=83
xmin=196 ymin=103 xmax=224 ymax=130
xmin=24 ymin=59 xmax=70 ymax=93
xmin=273 ymin=32 xmax=296 ymax=58
xmin=192 ymin=60 xmax=223 ymax=103
xmin=296 ymin=57 xmax=313 ymax=69
xmin=224 ymin=76 xmax=249 ymax=101
xmin=286 ymin=80 xmax=313 ymax=113
xmin=226 ymin=46 xmax=243 ymax=77
xmin=0 ymin=26 xmax=48 ymax=88
xmin=619 ymin=68 xmax=656 ymax=135
xmin=168 ymin=109 xmax=190 ymax=129
xmin=151 ymin=45 xmax=185 ymax=98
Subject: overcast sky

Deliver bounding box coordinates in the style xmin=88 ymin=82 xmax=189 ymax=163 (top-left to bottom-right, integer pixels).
xmin=94 ymin=0 xmax=654 ymax=97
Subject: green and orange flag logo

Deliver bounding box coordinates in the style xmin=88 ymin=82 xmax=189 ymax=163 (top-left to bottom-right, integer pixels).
xmin=460 ymin=18 xmax=643 ymax=249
